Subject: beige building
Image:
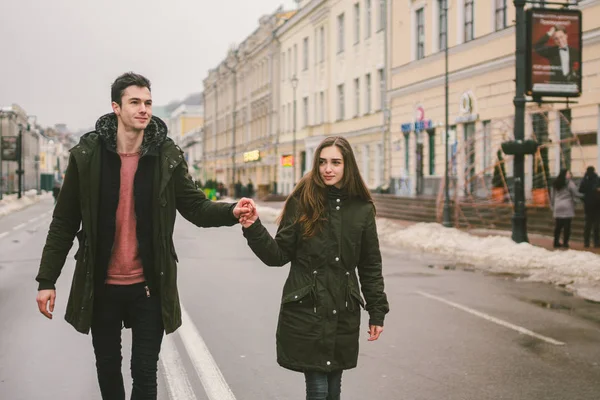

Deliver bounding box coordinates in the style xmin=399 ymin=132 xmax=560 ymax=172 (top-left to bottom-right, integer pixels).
xmin=389 ymin=0 xmax=600 ymax=199
xmin=276 ymin=0 xmax=389 ymax=195
xmin=203 ymin=8 xmax=293 ymax=196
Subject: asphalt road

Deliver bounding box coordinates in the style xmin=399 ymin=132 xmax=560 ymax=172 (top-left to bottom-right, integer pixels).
xmin=1 ymin=198 xmax=599 ymax=400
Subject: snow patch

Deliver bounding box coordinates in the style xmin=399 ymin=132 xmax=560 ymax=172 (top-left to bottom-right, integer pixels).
xmin=255 ymin=204 xmax=600 ymax=302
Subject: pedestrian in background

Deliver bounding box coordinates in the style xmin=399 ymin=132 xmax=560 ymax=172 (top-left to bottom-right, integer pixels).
xmin=239 ymin=136 xmax=389 ymax=400
xmin=551 ymin=168 xmax=581 ymax=248
xmin=52 ymin=181 xmax=61 ymax=204
xmin=579 ymin=165 xmax=600 ymax=248
xmin=35 ymin=72 xmax=254 ymax=400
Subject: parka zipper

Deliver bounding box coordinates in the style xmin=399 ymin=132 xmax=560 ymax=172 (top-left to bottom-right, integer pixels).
xmin=311 ymin=270 xmax=319 ymax=313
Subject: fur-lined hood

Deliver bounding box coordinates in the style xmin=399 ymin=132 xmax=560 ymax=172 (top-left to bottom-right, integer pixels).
xmin=94 ymin=113 xmax=168 ymax=156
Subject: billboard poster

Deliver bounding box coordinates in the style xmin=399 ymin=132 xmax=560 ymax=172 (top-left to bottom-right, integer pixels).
xmin=1 ymin=136 xmax=18 ymax=161
xmin=526 ymin=8 xmax=582 ymax=98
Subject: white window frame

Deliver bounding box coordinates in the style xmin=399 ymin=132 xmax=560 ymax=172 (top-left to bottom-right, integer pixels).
xmin=337 ymin=84 xmax=345 ymax=121
xmin=338 ymin=13 xmax=345 ymax=53
xmin=354 ymin=3 xmax=360 ymax=44
xmin=354 ymin=78 xmax=360 ymax=117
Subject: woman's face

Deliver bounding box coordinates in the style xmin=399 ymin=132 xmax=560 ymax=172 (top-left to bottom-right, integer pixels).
xmin=319 ymin=145 xmax=344 ymax=188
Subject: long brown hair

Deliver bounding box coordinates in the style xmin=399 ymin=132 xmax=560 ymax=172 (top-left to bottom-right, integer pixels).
xmin=278 ymin=136 xmax=373 ymax=238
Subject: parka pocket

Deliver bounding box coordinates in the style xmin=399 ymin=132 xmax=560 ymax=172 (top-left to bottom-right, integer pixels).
xmin=281 ymin=285 xmax=314 ymax=306
xmin=279 ymin=285 xmax=321 ymax=341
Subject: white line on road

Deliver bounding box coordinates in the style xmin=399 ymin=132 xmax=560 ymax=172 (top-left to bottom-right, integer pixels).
xmin=416 ymin=291 xmax=565 ymax=346
xmin=161 ymin=333 xmax=198 ymax=400
xmin=178 ymin=305 xmax=237 ymax=400
xmin=12 ymin=223 xmax=26 ymax=231
xmin=0 ymin=232 xmax=8 ymax=239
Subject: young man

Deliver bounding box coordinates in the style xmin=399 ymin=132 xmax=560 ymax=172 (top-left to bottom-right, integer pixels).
xmin=35 ymin=72 xmax=254 ymax=399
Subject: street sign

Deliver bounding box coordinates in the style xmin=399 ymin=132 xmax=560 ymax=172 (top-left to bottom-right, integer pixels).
xmin=1 ymin=136 xmax=18 ymax=161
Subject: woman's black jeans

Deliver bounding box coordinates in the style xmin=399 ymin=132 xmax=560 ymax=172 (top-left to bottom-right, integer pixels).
xmin=554 ymin=218 xmax=572 ymax=247
xmin=91 ymin=283 xmax=164 ymax=400
xmin=304 ymin=370 xmax=343 ymax=400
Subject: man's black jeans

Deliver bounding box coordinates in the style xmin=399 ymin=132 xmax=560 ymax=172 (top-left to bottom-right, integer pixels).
xmin=91 ymin=283 xmax=164 ymax=400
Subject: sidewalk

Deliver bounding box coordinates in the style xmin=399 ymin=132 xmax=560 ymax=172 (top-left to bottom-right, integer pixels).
xmin=256 ymin=199 xmax=597 ymax=255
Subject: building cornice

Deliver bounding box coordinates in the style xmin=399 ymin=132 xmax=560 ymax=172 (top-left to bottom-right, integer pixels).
xmin=275 ymin=0 xmax=327 ymax=38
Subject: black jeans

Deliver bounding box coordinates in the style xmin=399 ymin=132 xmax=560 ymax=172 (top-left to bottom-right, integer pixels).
xmin=584 ymin=212 xmax=600 ymax=247
xmin=304 ymin=370 xmax=343 ymax=400
xmin=91 ymin=283 xmax=164 ymax=400
xmin=554 ymin=218 xmax=572 ymax=247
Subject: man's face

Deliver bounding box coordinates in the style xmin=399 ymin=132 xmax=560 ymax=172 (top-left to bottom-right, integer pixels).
xmin=112 ymin=85 xmax=152 ymax=131
xmin=552 ymin=30 xmax=568 ymax=49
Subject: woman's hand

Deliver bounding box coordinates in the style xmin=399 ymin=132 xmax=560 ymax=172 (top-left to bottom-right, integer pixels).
xmin=367 ymin=325 xmax=384 ymax=341
xmin=239 ymin=199 xmax=258 ymax=228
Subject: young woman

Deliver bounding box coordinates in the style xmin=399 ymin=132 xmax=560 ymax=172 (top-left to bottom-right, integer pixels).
xmin=240 ymin=136 xmax=389 ymax=400
xmin=551 ymin=168 xmax=582 ymax=248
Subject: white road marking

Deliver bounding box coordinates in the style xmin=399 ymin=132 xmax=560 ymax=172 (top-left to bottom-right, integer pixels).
xmin=160 ymin=333 xmax=197 ymax=400
xmin=178 ymin=305 xmax=237 ymax=400
xmin=416 ymin=291 xmax=565 ymax=346
xmin=0 ymin=232 xmax=8 ymax=239
xmin=12 ymin=223 xmax=26 ymax=231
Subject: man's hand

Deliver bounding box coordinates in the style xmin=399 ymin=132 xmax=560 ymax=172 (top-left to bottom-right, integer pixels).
xmin=233 ymin=197 xmax=256 ymax=219
xmin=240 ymin=206 xmax=259 ymax=228
xmin=37 ymin=289 xmax=56 ymax=319
xmin=367 ymin=325 xmax=384 ymax=341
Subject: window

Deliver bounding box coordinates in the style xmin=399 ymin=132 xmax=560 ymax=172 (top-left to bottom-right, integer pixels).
xmin=320 ymin=26 xmax=325 ymax=62
xmin=303 ymin=37 xmax=309 ymax=70
xmin=320 ymin=91 xmax=325 ymax=124
xmin=559 ymin=109 xmax=573 ymax=170
xmin=377 ymin=0 xmax=385 ymax=31
xmin=365 ymin=73 xmax=372 ymax=113
xmin=281 ymin=53 xmax=285 ymax=81
xmin=464 ymin=0 xmax=474 ymax=42
xmin=354 ymin=3 xmax=360 ymax=44
xmin=416 ymin=8 xmax=425 ymax=60
xmin=288 ymin=49 xmax=292 ymax=78
xmin=377 ymin=68 xmax=385 ymax=110
xmin=354 ymin=78 xmax=360 ymax=117
xmin=438 ymin=0 xmax=447 ymax=51
xmin=365 ymin=0 xmax=372 ymax=38
xmin=495 ymin=0 xmax=507 ymax=31
xmin=293 ymin=44 xmax=298 ymax=75
xmin=303 ymin=97 xmax=309 ymax=128
xmin=427 ymin=129 xmax=436 ymax=175
xmin=281 ymin=106 xmax=286 ymax=132
xmin=338 ymin=13 xmax=345 ymax=53
xmin=483 ymin=120 xmax=491 ymax=174
xmin=376 ymin=143 xmax=383 ymax=185
xmin=337 ymin=84 xmax=345 ymax=120
xmin=404 ymin=133 xmax=410 ymax=171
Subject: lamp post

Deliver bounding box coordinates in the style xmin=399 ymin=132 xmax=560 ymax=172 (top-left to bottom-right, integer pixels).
xmin=442 ymin=0 xmax=453 ymax=227
xmin=17 ymin=124 xmax=24 ymax=199
xmin=291 ymin=74 xmax=298 ymax=187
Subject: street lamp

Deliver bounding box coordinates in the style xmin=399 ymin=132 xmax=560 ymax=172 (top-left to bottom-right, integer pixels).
xmin=442 ymin=0 xmax=453 ymax=227
xmin=291 ymin=74 xmax=299 ymax=187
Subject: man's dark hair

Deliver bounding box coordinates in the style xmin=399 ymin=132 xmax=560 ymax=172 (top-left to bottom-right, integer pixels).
xmin=111 ymin=72 xmax=151 ymax=106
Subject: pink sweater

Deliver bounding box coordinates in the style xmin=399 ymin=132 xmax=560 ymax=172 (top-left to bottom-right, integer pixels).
xmin=106 ymin=153 xmax=145 ymax=285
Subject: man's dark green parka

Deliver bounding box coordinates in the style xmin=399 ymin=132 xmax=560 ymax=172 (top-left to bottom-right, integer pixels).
xmin=35 ymin=113 xmax=239 ymax=334
xmin=242 ymin=188 xmax=389 ymax=373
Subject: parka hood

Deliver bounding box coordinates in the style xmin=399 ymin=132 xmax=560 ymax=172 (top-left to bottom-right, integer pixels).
xmin=94 ymin=113 xmax=168 ymax=156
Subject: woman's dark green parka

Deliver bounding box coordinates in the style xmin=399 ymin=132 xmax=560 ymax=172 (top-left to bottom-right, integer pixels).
xmin=35 ymin=114 xmax=239 ymax=335
xmin=243 ymin=188 xmax=389 ymax=373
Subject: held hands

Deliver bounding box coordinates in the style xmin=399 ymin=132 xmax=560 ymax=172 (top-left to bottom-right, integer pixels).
xmin=368 ymin=325 xmax=384 ymax=341
xmin=234 ymin=197 xmax=259 ymax=228
xmin=37 ymin=289 xmax=56 ymax=319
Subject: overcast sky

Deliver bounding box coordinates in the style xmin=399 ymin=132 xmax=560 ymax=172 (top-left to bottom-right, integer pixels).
xmin=0 ymin=0 xmax=297 ymax=131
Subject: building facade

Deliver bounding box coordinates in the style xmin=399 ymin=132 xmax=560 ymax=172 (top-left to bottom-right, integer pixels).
xmin=389 ymin=0 xmax=600 ymax=199
xmin=204 ymin=8 xmax=293 ymax=196
xmin=275 ymin=0 xmax=389 ymax=195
